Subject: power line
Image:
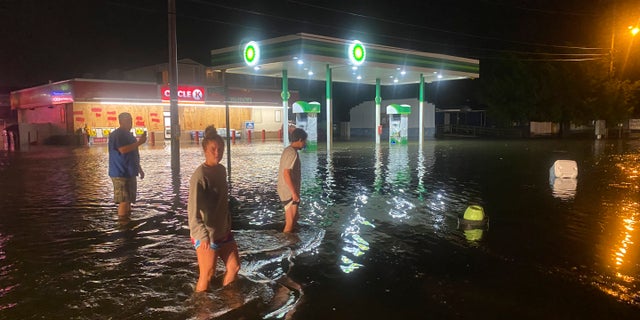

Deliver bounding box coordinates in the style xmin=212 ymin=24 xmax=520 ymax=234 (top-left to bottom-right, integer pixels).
xmin=286 ymin=0 xmax=604 ymax=51
xmin=477 ymin=0 xmax=599 ymax=17
xmin=114 ymin=0 xmax=610 ymax=63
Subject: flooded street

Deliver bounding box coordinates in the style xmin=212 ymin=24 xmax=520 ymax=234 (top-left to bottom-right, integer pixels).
xmin=0 ymin=139 xmax=639 ymax=319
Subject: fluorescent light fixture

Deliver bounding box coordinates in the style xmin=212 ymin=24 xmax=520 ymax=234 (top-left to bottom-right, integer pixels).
xmin=94 ymin=101 xmax=282 ymax=109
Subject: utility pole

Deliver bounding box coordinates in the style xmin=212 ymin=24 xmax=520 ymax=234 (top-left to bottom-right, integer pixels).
xmin=168 ymin=0 xmax=180 ymax=172
xmin=610 ymin=27 xmax=616 ymax=78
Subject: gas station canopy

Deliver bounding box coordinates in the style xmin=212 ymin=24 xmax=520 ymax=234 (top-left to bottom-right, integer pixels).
xmin=210 ymin=33 xmax=479 ymax=85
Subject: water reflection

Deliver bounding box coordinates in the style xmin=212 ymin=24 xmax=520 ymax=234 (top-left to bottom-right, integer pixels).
xmin=339 ymin=186 xmax=374 ymax=273
xmin=374 ymin=145 xmax=383 ymax=193
xmin=594 ymin=154 xmax=640 ymax=304
xmin=0 ymin=232 xmax=16 ymax=312
xmin=385 ymin=145 xmax=414 ymax=220
xmin=550 ymin=177 xmax=577 ymax=200
xmin=1 ymin=141 xmax=640 ymax=319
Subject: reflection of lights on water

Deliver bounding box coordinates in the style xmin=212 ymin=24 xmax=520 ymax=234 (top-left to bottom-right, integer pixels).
xmin=356 ymin=193 xmax=368 ymax=205
xmin=610 ymin=160 xmax=640 ymax=273
xmin=340 ymin=192 xmax=375 ymax=274
xmin=340 ymin=255 xmax=364 ymax=273
xmin=374 ymin=146 xmax=383 ymax=192
xmin=343 ymin=234 xmax=370 ymax=257
xmin=429 ymin=193 xmax=446 ymax=211
xmin=386 ymin=145 xmax=410 ymax=187
xmin=596 ymin=158 xmax=640 ymax=304
xmin=0 ymin=232 xmax=17 ymax=309
xmin=387 ymin=195 xmax=415 ymax=220
xmin=611 ymin=210 xmax=637 ymax=268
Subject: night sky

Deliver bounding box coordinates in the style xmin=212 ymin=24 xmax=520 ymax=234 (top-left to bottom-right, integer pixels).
xmin=1 ymin=0 xmax=636 ymax=90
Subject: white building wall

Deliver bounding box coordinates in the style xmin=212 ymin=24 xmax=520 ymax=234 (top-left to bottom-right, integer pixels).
xmin=350 ymin=98 xmax=435 ymax=138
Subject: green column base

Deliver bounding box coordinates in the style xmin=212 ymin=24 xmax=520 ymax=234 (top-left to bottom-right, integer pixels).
xmin=305 ymin=141 xmax=318 ymax=151
xmin=390 ymin=137 xmax=408 ymax=145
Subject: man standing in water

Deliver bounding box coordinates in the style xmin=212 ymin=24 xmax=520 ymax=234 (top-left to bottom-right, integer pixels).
xmin=277 ymin=128 xmax=307 ymax=233
xmin=108 ymin=112 xmax=146 ymax=218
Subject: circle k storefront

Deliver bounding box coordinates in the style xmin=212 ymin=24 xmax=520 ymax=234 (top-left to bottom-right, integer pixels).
xmin=10 ymin=78 xmax=297 ymax=147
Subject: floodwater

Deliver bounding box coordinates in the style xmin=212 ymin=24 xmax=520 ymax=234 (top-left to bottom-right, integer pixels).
xmin=1 ymin=138 xmax=639 ymax=319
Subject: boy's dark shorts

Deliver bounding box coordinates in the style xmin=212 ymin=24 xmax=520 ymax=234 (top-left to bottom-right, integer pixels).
xmin=111 ymin=177 xmax=137 ymax=203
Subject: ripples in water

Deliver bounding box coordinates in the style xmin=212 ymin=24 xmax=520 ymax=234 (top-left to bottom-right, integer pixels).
xmin=1 ymin=140 xmax=640 ymax=319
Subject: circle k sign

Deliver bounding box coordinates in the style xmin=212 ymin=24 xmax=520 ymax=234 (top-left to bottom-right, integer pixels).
xmin=161 ymin=85 xmax=205 ymax=102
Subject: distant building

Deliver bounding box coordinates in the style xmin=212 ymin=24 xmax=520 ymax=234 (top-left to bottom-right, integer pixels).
xmin=350 ymin=98 xmax=436 ymax=139
xmin=0 ymin=91 xmax=14 ymax=126
xmin=0 ymin=89 xmax=18 ymax=149
xmin=10 ymin=59 xmax=297 ymax=148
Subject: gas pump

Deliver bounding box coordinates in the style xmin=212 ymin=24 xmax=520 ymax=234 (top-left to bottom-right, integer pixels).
xmin=293 ymin=101 xmax=320 ymax=150
xmin=386 ymin=104 xmax=411 ymax=145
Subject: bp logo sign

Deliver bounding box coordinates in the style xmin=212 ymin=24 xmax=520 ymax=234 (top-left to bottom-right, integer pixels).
xmin=348 ymin=40 xmax=366 ymax=66
xmin=243 ymin=41 xmax=260 ymax=66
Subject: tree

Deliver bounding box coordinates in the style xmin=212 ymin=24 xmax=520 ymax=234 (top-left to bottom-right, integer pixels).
xmin=479 ymin=55 xmax=640 ymax=128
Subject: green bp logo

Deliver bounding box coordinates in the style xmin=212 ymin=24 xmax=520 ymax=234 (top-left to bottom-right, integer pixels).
xmin=243 ymin=41 xmax=260 ymax=66
xmin=349 ymin=40 xmax=366 ymax=66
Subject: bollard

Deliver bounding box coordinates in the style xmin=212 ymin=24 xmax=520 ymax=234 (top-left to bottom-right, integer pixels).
xmin=150 ymin=131 xmax=155 ymax=146
xmin=194 ymin=131 xmax=199 ymax=145
xmin=247 ymin=130 xmax=252 ymax=143
xmin=9 ymin=132 xmax=15 ymax=151
xmin=231 ymin=129 xmax=236 ymax=144
xmin=262 ymin=129 xmax=266 ymax=142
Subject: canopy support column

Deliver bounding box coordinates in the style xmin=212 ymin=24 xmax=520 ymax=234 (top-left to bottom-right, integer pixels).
xmin=282 ymin=70 xmax=290 ymax=146
xmin=223 ymin=70 xmax=232 ymax=186
xmin=375 ymin=78 xmax=381 ymax=144
xmin=419 ymin=73 xmax=425 ymax=145
xmin=326 ymin=65 xmax=332 ymax=150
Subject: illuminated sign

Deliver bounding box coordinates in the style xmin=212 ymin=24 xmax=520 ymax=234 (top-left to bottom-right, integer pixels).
xmin=348 ymin=40 xmax=366 ymax=66
xmin=161 ymin=85 xmax=205 ymax=102
xmin=243 ymin=41 xmax=260 ymax=66
xmin=50 ymin=90 xmax=74 ymax=104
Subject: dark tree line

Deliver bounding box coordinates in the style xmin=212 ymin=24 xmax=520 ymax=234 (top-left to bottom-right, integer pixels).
xmin=478 ymin=56 xmax=640 ymax=129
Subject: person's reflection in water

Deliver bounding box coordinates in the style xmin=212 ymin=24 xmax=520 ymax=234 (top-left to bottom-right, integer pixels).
xmin=189 ymin=281 xmax=244 ymax=320
xmin=264 ymin=275 xmax=304 ymax=319
xmin=191 ymin=291 xmax=216 ymax=320
xmin=282 ymin=232 xmax=301 ymax=246
xmin=117 ymin=215 xmax=133 ymax=229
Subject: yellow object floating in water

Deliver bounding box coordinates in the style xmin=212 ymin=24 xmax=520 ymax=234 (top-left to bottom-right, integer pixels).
xmin=463 ymin=205 xmax=485 ymax=221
